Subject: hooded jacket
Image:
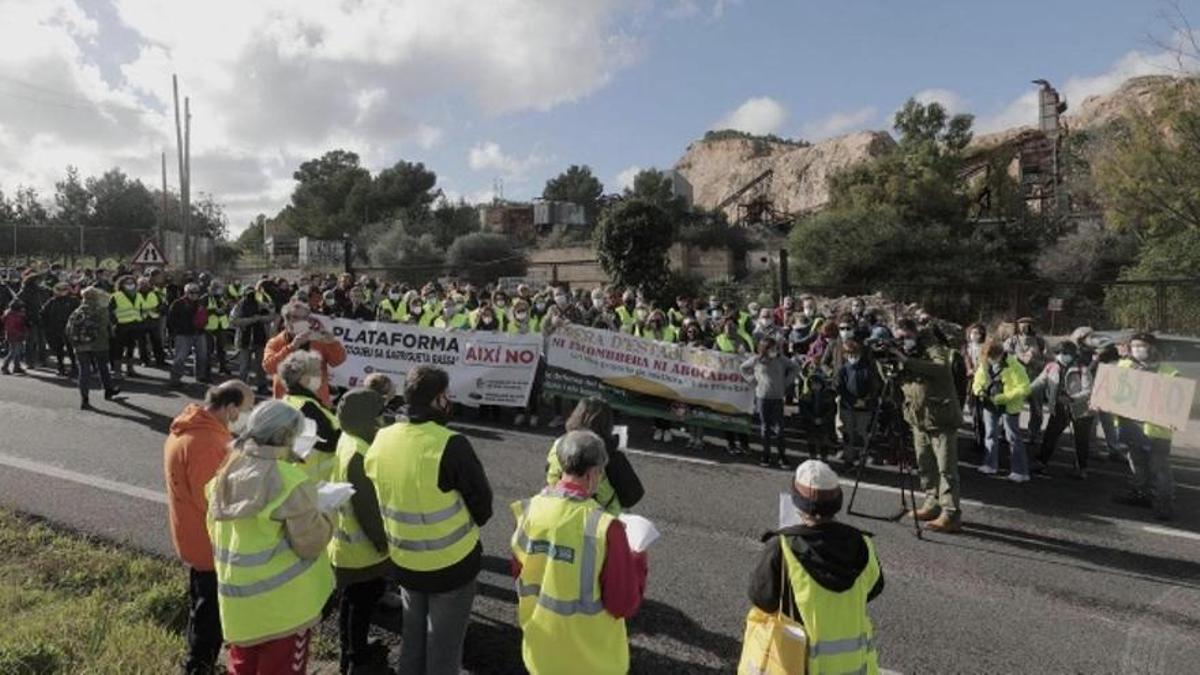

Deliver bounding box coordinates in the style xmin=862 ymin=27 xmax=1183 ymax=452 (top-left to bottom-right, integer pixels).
xmin=333 ymin=389 xmax=390 ymax=584
xmin=749 ymin=521 xmax=884 ymax=623
xmin=163 ymin=404 xmax=232 ymax=571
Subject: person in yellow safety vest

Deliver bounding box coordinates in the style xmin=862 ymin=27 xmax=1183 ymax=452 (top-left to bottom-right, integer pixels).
xmin=364 ymin=366 xmax=494 ymax=675
xmin=110 ymin=274 xmax=143 ymax=377
xmin=404 ymin=292 xmax=437 ymax=327
xmin=329 ymin=389 xmax=392 ymax=674
xmin=377 ymin=287 xmax=407 ymax=323
xmin=421 ymin=284 xmax=443 ymax=317
xmin=635 ymin=309 xmax=677 ymax=343
xmin=1112 ymin=332 xmax=1179 ymax=521
xmin=715 ymin=316 xmax=755 ymax=355
xmin=506 ymin=298 xmax=541 ymax=335
xmin=667 ymin=296 xmax=691 ymax=328
xmin=544 ymin=397 xmax=644 ymax=516
xmin=491 ymin=289 xmax=511 ymax=332
xmin=747 ymin=460 xmax=883 ymax=675
xmin=279 ymin=350 xmax=342 ymax=483
xmin=206 ymin=281 xmax=232 ymax=377
xmin=226 ymin=280 xmax=244 ymax=301
xmin=434 ymin=297 xmax=470 ymax=330
xmin=135 ymin=276 xmax=167 ymax=367
xmin=511 ymin=430 xmax=649 ymax=675
xmin=206 ymin=400 xmax=335 ymax=674
xmin=613 ymin=290 xmax=637 ymax=333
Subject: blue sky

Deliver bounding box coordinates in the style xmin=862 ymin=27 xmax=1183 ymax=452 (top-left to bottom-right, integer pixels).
xmin=0 ymin=0 xmax=1193 ymax=232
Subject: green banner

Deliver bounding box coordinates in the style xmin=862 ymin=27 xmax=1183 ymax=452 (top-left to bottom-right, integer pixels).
xmin=544 ymin=366 xmax=752 ymax=433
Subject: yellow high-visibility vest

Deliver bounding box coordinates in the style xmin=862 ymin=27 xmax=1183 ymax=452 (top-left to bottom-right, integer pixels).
xmin=780 ymin=533 xmax=880 ymax=675
xmin=364 ymin=421 xmax=480 ymax=572
xmin=378 ymin=298 xmax=406 ymax=322
xmin=283 ymin=394 xmax=340 ymax=483
xmin=206 ymin=297 xmax=230 ymax=331
xmin=138 ymin=291 xmax=161 ymax=320
xmin=511 ymin=489 xmax=627 ymax=675
xmin=434 ymin=313 xmax=470 ymax=330
xmin=328 ymin=433 xmax=388 ymax=570
xmin=205 ymin=460 xmax=334 ymax=645
xmin=715 ymin=332 xmax=753 ymax=353
xmin=113 ymin=292 xmax=140 ymax=325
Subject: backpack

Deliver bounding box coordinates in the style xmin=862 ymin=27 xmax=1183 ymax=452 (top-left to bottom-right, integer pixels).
xmin=67 ymin=306 xmax=101 ymax=346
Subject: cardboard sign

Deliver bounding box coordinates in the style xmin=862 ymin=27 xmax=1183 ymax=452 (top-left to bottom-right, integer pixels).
xmin=1090 ymin=363 xmax=1196 ymax=431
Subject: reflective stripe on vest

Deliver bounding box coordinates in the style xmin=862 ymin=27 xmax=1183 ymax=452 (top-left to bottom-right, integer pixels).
xmin=113 ymin=293 xmax=140 ymax=324
xmin=206 ymin=459 xmax=334 ymax=643
xmin=510 ymin=490 xmax=628 ymax=675
xmin=328 ymin=433 xmax=389 ymax=570
xmin=364 ymin=421 xmax=480 ymax=572
xmin=781 ymin=534 xmax=880 ymax=675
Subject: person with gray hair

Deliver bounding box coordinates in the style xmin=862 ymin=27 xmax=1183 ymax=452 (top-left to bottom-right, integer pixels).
xmin=206 ymin=399 xmax=334 ymax=672
xmin=264 ymin=300 xmax=347 ymax=406
xmin=279 ymin=350 xmax=341 ymax=482
xmin=510 ymin=429 xmax=648 ymax=674
xmin=167 ymin=282 xmax=209 ymax=387
xmin=68 ymin=285 xmax=121 ymax=409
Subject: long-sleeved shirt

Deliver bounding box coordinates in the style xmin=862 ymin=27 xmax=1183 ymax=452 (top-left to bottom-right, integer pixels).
xmin=510 ymin=479 xmax=648 ymax=619
xmin=741 ymin=354 xmax=799 ymax=400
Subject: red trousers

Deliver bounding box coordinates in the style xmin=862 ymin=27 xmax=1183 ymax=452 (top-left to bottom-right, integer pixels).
xmin=228 ymin=629 xmax=311 ymax=675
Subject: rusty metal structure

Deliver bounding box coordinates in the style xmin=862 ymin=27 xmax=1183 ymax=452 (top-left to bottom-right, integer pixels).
xmin=715 ymin=168 xmax=792 ymax=228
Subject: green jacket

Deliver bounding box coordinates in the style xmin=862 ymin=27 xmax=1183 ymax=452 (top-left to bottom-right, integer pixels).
xmin=898 ymin=343 xmax=963 ymax=431
xmin=68 ymin=304 xmax=111 ymax=353
xmin=971 ymin=355 xmax=1030 ymax=416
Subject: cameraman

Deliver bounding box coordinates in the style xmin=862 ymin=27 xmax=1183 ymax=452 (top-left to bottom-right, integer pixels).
xmin=890 ymin=319 xmax=963 ymax=533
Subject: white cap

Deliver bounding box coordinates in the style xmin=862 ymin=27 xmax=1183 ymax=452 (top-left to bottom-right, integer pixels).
xmin=792 ymin=460 xmax=843 ymax=517
xmin=794 ymin=460 xmax=839 ymax=491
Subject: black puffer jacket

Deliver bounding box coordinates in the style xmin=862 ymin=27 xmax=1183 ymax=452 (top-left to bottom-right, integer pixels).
xmin=749 ymin=521 xmax=884 ymax=624
xmin=40 ymin=295 xmax=80 ymax=338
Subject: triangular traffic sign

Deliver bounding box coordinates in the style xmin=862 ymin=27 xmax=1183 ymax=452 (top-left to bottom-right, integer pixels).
xmin=131 ymin=239 xmax=167 ymax=266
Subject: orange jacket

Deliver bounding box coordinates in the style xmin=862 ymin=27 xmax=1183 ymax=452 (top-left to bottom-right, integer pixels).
xmin=163 ymin=404 xmax=231 ymax=571
xmin=263 ymin=330 xmax=348 ymax=408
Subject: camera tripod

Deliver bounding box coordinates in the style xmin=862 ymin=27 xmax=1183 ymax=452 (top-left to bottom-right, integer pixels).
xmin=844 ymin=373 xmax=923 ymax=539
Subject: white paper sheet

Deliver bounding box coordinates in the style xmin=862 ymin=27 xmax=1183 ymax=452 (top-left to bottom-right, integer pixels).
xmin=617 ymin=514 xmax=659 ymax=552
xmin=778 ymin=492 xmax=802 ymax=529
xmin=613 ymin=425 xmax=628 ymax=450
xmin=292 ymin=432 xmax=319 ymax=460
xmin=317 ymin=482 xmax=356 ymax=513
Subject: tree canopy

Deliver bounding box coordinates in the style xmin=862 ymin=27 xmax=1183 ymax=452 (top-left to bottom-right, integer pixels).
xmin=543 ymin=164 xmax=604 ymax=223
xmin=445 ymin=232 xmax=528 ymax=285
xmin=594 ymin=198 xmax=676 ymax=293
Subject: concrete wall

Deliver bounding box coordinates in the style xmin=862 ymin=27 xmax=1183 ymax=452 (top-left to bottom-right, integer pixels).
xmin=529 ymin=244 xmax=738 ymax=289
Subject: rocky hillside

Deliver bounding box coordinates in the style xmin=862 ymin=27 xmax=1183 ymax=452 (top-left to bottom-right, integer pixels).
xmin=677 ymin=75 xmax=1194 ymax=218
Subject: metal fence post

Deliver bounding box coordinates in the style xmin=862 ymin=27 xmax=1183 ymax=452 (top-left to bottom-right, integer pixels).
xmin=1155 ymin=282 xmax=1168 ymax=333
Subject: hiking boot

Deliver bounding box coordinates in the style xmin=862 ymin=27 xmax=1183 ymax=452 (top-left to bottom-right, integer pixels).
xmin=912 ymin=506 xmax=941 ymax=522
xmin=1113 ymin=491 xmax=1153 ymax=508
xmin=80 ymin=398 xmax=92 ymax=411
xmin=925 ymin=511 xmax=962 ymax=533
xmin=104 ymin=387 xmax=123 ymax=401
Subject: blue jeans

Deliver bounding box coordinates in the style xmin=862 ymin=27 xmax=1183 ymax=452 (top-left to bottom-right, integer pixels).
xmin=77 ymin=350 xmax=114 ymax=399
xmin=1120 ymin=422 xmax=1174 ymax=510
xmin=983 ymin=408 xmax=1028 ymax=476
xmin=3 ymin=340 xmax=24 ymax=370
xmin=757 ymin=398 xmax=786 ymax=461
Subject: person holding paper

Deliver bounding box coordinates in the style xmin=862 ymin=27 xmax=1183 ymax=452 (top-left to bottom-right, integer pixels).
xmin=329 ymin=388 xmax=392 ymax=674
xmin=205 ymin=400 xmax=335 ymax=675
xmin=748 ymin=460 xmax=883 ymax=675
xmin=545 ymin=397 xmax=645 ymax=515
xmin=1112 ymin=333 xmax=1179 ymax=521
xmin=264 ymin=301 xmax=347 ymax=407
xmin=279 ymin=350 xmax=342 ymax=483
xmin=512 ymin=430 xmax=648 ymax=675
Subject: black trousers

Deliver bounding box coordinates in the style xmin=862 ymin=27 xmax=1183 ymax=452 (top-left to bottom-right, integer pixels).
xmin=339 ymin=577 xmax=385 ymax=673
xmin=46 ymin=333 xmax=75 ymax=370
xmin=185 ymin=568 xmax=223 ymax=675
xmin=1037 ymin=403 xmax=1094 ymax=470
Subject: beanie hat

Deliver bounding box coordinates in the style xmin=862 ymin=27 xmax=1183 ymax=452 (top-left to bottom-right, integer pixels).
xmin=791 ymin=460 xmax=843 ymax=518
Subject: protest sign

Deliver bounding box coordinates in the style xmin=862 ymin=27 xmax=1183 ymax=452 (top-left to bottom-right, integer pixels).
xmin=316 ymin=315 xmax=542 ymax=407
xmin=1090 ymin=363 xmax=1196 ymax=431
xmin=543 ymin=324 xmax=753 ymax=432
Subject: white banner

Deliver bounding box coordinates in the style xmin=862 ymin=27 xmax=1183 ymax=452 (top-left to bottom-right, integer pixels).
xmin=544 ymin=324 xmax=754 ymax=415
xmin=315 ymin=315 xmax=542 ymax=407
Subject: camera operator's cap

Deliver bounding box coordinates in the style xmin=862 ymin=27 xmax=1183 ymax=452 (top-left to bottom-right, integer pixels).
xmin=1016 ymin=316 xmax=1034 ymax=324
xmin=1053 ymin=340 xmax=1078 ymax=355
xmin=791 ymin=460 xmax=843 ymax=518
xmin=1129 ymin=331 xmax=1157 ymax=345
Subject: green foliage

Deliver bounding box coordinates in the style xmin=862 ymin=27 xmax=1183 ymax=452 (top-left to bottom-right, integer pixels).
xmin=446 ymin=232 xmax=528 ymax=285
xmin=676 ymin=211 xmax=751 ymax=256
xmin=237 ymin=214 xmax=267 ymax=251
xmin=86 ymin=169 xmax=158 ymax=232
xmin=0 ymin=186 xmax=50 ymax=225
xmin=0 ymin=640 xmax=65 ymax=674
xmin=594 ymin=199 xmax=675 ymax=293
xmin=411 ymin=198 xmax=480 ymax=249
xmin=542 ymin=165 xmax=604 ymax=224
xmin=702 ymin=129 xmax=810 ymax=148
xmin=623 ymin=169 xmax=689 ymax=225
xmin=893 ymin=99 xmax=973 ymax=152
xmin=650 ymin=269 xmax=705 ymax=309
xmin=52 ymin=166 xmax=92 ymax=228
xmin=1106 ymin=229 xmax=1200 ymax=333
xmin=367 ymin=221 xmax=445 ymax=283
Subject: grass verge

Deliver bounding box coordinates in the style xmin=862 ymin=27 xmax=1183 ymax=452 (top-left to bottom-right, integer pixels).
xmin=0 ymin=509 xmax=186 ymax=674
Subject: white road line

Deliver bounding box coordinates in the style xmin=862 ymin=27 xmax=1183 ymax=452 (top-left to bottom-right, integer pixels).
xmin=835 ymin=478 xmax=987 ymax=508
xmin=1141 ymin=525 xmax=1200 ymax=542
xmin=624 ymin=447 xmax=720 ymax=466
xmin=0 ymin=451 xmax=167 ymax=505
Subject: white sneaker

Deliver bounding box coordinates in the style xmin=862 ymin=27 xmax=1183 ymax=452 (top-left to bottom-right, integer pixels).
xmin=663 ymin=429 xmax=674 ymax=442
xmin=978 ymin=465 xmax=998 ymax=475
xmin=1007 ymin=472 xmax=1031 ymax=483
xmin=514 ymin=414 xmax=526 ymax=426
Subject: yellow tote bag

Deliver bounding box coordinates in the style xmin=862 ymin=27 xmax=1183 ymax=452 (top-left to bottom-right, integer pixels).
xmin=737 ymin=539 xmax=808 ymax=674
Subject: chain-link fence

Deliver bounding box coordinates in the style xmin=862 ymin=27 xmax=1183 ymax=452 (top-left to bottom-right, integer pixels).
xmin=0 ymin=223 xmax=215 ymax=269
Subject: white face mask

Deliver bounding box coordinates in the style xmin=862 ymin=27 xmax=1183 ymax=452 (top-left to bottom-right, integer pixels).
xmin=839 ymin=329 xmax=854 ymax=340
xmin=902 ymin=338 xmax=918 ymax=351
xmin=302 ymin=375 xmax=321 ymax=392
xmin=1130 ymin=346 xmax=1150 ymax=362
xmin=292 ymin=432 xmax=318 ymax=460
xmin=1057 ymin=354 xmax=1075 ymax=366
xmin=767 ymin=349 xmax=779 ymax=359
xmin=514 ymin=311 xmax=528 ymax=321
xmin=388 ymin=292 xmax=401 ymax=301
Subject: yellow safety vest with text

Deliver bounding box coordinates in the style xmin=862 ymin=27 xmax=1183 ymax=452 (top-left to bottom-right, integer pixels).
xmin=781 ymin=533 xmax=880 ymax=675
xmin=364 ymin=421 xmax=480 ymax=572
xmin=510 ymin=489 xmax=627 ymax=675
xmin=206 ymin=461 xmax=334 ymax=645
xmin=328 ymin=433 xmax=389 ymax=570
xmin=283 ymin=394 xmax=340 ymax=483
xmin=113 ymin=292 xmax=140 ymax=325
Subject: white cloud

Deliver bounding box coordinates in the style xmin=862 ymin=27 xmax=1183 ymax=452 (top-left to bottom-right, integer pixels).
xmin=913 ymin=89 xmax=969 ymax=116
xmin=800 ymin=106 xmax=878 ymax=140
xmin=0 ymin=0 xmax=644 ymax=231
xmin=467 ymin=142 xmax=545 ymax=180
xmin=614 ymin=165 xmax=641 ymax=191
xmin=714 ymin=96 xmax=788 ymax=135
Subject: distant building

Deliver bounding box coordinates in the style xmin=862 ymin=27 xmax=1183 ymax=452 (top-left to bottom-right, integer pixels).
xmin=533 ymin=199 xmax=587 ymax=232
xmin=263 ymin=219 xmax=300 ymax=261
xmin=479 ymin=202 xmax=536 ymax=242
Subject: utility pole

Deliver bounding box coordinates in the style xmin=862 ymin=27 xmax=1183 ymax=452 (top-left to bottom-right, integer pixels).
xmin=183 ymin=96 xmax=192 ymax=269
xmin=159 ymin=151 xmax=168 ymax=254
xmin=172 ymin=75 xmax=187 ymax=268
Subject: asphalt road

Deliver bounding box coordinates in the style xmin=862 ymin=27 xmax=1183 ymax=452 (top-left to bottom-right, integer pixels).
xmin=2 ymin=367 xmax=1200 ymax=674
